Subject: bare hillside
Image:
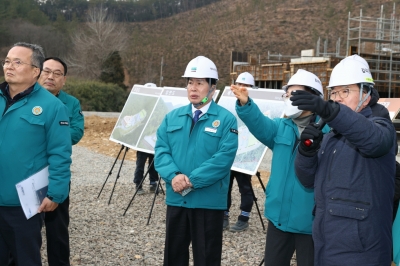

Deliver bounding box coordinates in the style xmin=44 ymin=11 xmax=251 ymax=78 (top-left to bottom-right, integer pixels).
xmin=125 ymin=0 xmax=396 ymax=89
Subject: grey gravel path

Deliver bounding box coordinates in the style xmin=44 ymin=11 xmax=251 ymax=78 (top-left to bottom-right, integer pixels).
xmin=40 ymin=145 xmax=277 ymax=266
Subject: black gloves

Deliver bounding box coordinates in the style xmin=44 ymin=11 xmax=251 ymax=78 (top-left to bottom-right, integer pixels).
xmin=290 ymin=90 xmax=339 ymax=122
xmin=298 ymin=123 xmax=323 ymax=157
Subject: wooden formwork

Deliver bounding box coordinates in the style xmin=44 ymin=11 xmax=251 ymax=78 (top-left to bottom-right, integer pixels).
xmin=258 ymin=63 xmax=287 ymax=81
xmin=287 ymin=61 xmax=332 ymax=99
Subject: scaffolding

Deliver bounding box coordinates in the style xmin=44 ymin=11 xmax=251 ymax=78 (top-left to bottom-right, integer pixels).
xmin=230 ymin=5 xmax=400 ymax=97
xmin=347 ymin=4 xmax=400 ymax=97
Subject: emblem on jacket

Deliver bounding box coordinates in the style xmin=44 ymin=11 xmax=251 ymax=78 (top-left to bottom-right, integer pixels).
xmin=212 ymin=120 xmax=220 ymax=128
xmin=32 ymin=106 xmax=43 ymax=115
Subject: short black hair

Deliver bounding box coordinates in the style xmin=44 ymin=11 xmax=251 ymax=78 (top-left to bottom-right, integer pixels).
xmin=44 ymin=57 xmax=68 ymax=75
xmin=186 ymin=78 xmax=218 ymax=86
xmin=208 ymin=78 xmax=217 ymax=86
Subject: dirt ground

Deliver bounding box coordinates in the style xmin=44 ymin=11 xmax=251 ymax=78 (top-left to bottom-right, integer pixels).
xmin=78 ymin=115 xmax=270 ymax=185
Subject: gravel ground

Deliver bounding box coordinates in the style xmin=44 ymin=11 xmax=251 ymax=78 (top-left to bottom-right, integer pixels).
xmin=39 ymin=145 xmax=284 ymax=266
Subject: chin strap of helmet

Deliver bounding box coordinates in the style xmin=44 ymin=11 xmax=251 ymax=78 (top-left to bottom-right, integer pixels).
xmin=355 ymin=83 xmax=372 ymax=112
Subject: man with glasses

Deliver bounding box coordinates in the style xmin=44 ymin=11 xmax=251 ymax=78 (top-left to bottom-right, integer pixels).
xmin=0 ymin=42 xmax=71 ymax=265
xmin=38 ymin=57 xmax=84 ymax=266
xmin=292 ymin=56 xmax=396 ymax=265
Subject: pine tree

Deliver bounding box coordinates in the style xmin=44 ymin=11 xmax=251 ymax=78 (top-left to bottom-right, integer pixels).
xmin=100 ymin=51 xmax=126 ymax=88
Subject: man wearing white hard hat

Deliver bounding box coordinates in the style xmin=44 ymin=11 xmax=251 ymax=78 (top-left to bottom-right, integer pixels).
xmin=223 ymin=72 xmax=255 ymax=232
xmin=155 ymin=56 xmax=238 ymax=265
xmin=231 ymin=69 xmax=329 ymax=266
xmin=292 ymin=56 xmax=396 ymax=265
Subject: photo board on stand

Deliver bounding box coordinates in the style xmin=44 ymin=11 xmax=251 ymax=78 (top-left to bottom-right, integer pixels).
xmin=218 ymin=87 xmax=285 ymax=175
xmin=109 ymin=85 xmax=163 ymax=149
xmin=110 ymin=85 xmax=220 ymax=154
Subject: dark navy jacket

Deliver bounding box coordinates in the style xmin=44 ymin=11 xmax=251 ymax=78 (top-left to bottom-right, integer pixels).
xmin=295 ymin=104 xmax=396 ymax=266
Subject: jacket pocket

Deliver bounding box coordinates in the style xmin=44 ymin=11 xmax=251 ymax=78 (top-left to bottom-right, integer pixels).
xmin=325 ymin=201 xmax=369 ymax=252
xmin=166 ymin=125 xmax=183 ymax=133
xmin=20 ymin=115 xmax=45 ymax=126
xmin=166 ymin=125 xmax=185 ymax=151
xmin=203 ymin=130 xmax=222 ymax=154
xmin=328 ymin=201 xmax=369 ymax=220
xmin=19 ymin=115 xmax=45 ymax=137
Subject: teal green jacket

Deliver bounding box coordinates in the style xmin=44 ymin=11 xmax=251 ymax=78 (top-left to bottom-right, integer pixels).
xmin=0 ymin=82 xmax=72 ymax=206
xmin=155 ymin=101 xmax=238 ymax=210
xmin=236 ymin=98 xmax=329 ymax=234
xmin=57 ymin=90 xmax=84 ymax=145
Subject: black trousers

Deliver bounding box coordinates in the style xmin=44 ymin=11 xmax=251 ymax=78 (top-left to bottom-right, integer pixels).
xmin=134 ymin=151 xmax=159 ymax=185
xmin=45 ymin=195 xmax=70 ymax=266
xmin=264 ymin=221 xmax=314 ymax=266
xmin=164 ymin=206 xmax=224 ymax=266
xmin=0 ymin=206 xmax=43 ymax=266
xmin=226 ymin=171 xmax=254 ymax=221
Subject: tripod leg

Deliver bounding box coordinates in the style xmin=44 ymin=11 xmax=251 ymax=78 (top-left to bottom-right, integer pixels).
xmin=97 ymin=145 xmax=125 ymax=198
xmin=146 ymin=180 xmax=162 ymax=225
xmin=123 ymin=185 xmax=140 ymax=216
xmin=156 ymin=173 xmax=165 ymax=195
xmin=123 ymin=154 xmax=153 ymax=215
xmin=259 ymin=258 xmax=264 ymax=266
xmin=256 ymin=171 xmax=266 ymax=192
xmin=147 ymin=158 xmax=164 ymax=195
xmin=108 ymin=147 xmax=129 ymax=205
xmin=248 ymin=175 xmax=266 ymax=231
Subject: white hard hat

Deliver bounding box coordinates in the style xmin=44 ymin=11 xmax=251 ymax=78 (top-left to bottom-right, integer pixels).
xmin=144 ymin=83 xmax=157 ymax=87
xmin=182 ymin=56 xmax=218 ymax=80
xmin=342 ymin=55 xmax=369 ymax=69
xmin=328 ymin=57 xmax=374 ymax=88
xmin=283 ymin=69 xmax=324 ymax=97
xmin=236 ymin=72 xmax=255 ymax=86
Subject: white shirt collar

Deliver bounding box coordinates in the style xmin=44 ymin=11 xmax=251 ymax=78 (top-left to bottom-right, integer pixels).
xmin=191 ymin=101 xmax=211 ymax=117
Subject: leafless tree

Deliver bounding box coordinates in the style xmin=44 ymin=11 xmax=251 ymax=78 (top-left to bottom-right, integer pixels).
xmin=68 ymin=6 xmax=129 ymax=79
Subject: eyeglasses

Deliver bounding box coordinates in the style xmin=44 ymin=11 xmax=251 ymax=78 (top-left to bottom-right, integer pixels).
xmin=281 ymin=93 xmax=291 ymax=101
xmin=2 ymin=59 xmax=38 ymax=68
xmin=41 ymin=69 xmax=64 ymax=78
xmin=329 ymin=89 xmax=357 ymax=100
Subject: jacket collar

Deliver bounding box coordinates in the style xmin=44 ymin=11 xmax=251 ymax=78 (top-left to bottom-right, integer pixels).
xmin=178 ymin=100 xmax=218 ymax=118
xmin=56 ymin=90 xmax=68 ymax=104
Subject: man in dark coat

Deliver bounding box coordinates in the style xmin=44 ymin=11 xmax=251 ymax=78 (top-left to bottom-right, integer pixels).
xmin=291 ymin=55 xmax=396 ymax=265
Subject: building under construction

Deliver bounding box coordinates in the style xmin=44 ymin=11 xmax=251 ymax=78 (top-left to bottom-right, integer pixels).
xmin=231 ymin=4 xmax=400 ymax=99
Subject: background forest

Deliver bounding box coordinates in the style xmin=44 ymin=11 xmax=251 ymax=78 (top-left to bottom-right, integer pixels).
xmin=1 ymin=0 xmax=400 ymax=111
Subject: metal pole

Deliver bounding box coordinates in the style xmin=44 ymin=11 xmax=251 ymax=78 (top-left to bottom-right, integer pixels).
xmin=159 ymin=56 xmax=163 ymax=87
xmin=358 ymin=9 xmax=362 ymax=55
xmin=347 ymin=12 xmax=350 ymax=56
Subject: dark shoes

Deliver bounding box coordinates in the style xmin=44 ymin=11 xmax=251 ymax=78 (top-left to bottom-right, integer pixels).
xmin=149 ymin=183 xmax=157 ymax=192
xmin=136 ymin=186 xmax=145 ymax=195
xmin=229 ymin=220 xmax=249 ymax=232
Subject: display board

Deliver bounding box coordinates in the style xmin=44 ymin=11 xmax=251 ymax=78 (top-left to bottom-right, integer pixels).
xmin=378 ymin=98 xmax=400 ymax=120
xmin=110 ymin=85 xmax=220 ymax=153
xmin=110 ymin=85 xmax=163 ymax=149
xmin=218 ymin=87 xmax=285 ymax=175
